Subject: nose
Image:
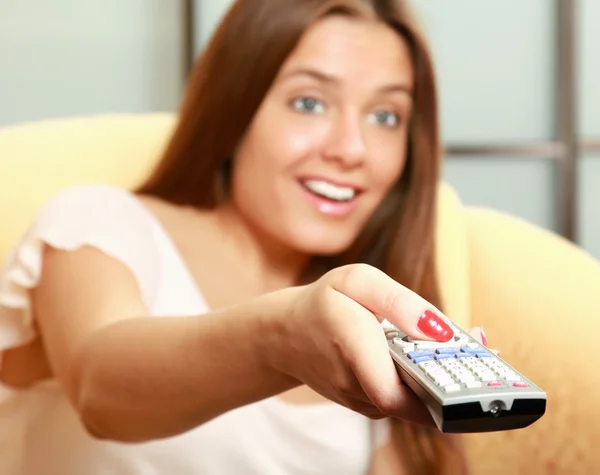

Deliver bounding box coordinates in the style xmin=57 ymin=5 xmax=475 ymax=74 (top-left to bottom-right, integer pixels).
xmin=321 ymin=112 xmax=367 ymax=168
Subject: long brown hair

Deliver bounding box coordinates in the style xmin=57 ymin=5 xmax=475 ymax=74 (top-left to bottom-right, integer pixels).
xmin=137 ymin=0 xmax=466 ymax=473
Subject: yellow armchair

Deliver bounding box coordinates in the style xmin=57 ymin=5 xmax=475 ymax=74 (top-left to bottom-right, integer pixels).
xmin=1 ymin=114 xmax=599 ymax=474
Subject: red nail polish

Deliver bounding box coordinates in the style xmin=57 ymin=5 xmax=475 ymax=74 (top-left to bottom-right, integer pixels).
xmin=417 ymin=310 xmax=453 ymax=342
xmin=481 ymin=327 xmax=488 ymax=347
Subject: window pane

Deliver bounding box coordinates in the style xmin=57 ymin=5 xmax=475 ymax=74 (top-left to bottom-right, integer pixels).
xmin=409 ymin=0 xmax=555 ymax=143
xmin=442 ymin=158 xmax=557 ymax=231
xmin=193 ymin=0 xmax=233 ymax=54
xmin=577 ymin=155 xmax=600 ymax=259
xmin=579 ymin=0 xmax=600 ymax=140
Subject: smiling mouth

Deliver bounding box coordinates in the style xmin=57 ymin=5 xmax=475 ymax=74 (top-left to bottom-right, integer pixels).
xmin=300 ymin=179 xmax=360 ymax=202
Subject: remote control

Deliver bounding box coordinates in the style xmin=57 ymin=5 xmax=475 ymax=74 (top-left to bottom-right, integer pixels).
xmin=382 ymin=319 xmax=546 ymax=433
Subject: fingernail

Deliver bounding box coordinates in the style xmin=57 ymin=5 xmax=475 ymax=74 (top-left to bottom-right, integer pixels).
xmin=480 ymin=327 xmax=488 ymax=347
xmin=417 ymin=310 xmax=453 ymax=342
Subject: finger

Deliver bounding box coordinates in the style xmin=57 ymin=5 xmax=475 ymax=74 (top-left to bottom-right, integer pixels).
xmin=328 ymin=290 xmax=434 ymax=425
xmin=467 ymin=328 xmax=501 ymax=357
xmin=338 ymin=395 xmax=388 ymax=420
xmin=326 ymin=264 xmax=453 ymax=342
xmin=467 ymin=326 xmax=484 ymax=346
xmin=391 ymin=384 xmax=436 ymax=426
xmin=311 ymin=384 xmax=388 ymax=419
xmin=467 ymin=326 xmax=489 ymax=347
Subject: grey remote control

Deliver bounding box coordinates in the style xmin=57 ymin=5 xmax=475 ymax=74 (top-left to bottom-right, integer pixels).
xmin=383 ymin=319 xmax=546 ymax=433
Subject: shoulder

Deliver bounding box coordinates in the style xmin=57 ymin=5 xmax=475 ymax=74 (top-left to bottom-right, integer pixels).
xmin=0 ymin=185 xmax=163 ymax=339
xmin=24 ymin=184 xmax=159 ymax=260
xmin=35 ymin=183 xmax=154 ymax=232
xmin=0 ymin=184 xmax=168 ymax=354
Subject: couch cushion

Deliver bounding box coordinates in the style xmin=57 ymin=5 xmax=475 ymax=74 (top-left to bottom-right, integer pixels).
xmin=0 ymin=113 xmax=175 ymax=263
xmin=435 ymin=182 xmax=470 ymax=328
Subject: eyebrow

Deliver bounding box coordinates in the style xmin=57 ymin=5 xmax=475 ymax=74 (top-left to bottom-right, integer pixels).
xmin=280 ymin=67 xmax=413 ymax=96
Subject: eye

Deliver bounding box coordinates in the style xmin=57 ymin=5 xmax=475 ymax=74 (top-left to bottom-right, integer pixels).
xmin=292 ymin=97 xmax=325 ymax=114
xmin=369 ymin=111 xmax=400 ymax=128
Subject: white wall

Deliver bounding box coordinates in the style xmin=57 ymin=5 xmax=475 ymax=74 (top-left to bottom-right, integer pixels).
xmin=0 ymin=0 xmax=184 ymax=126
xmin=192 ymin=0 xmax=234 ymax=53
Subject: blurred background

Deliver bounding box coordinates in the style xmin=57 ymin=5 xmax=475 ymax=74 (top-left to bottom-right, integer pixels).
xmin=1 ymin=0 xmax=598 ymax=256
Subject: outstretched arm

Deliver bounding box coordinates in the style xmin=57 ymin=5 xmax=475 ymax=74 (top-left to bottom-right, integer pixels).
xmin=2 ymin=245 xmax=447 ymax=444
xmin=21 ymin=245 xmax=299 ymax=442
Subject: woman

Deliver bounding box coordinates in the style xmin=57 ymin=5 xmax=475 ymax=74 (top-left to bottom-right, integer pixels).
xmin=0 ymin=0 xmax=483 ymax=473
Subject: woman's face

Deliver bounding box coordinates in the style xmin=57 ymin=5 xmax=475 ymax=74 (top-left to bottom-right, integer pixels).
xmin=230 ymin=15 xmax=414 ymax=256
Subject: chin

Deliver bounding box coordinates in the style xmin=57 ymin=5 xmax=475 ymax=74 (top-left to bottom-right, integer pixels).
xmin=288 ymin=230 xmax=359 ymax=257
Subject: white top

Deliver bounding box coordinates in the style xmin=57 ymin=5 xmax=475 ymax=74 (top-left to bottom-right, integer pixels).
xmin=0 ymin=184 xmax=390 ymax=475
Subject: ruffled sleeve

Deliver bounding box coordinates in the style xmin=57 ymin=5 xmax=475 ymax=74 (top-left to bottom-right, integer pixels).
xmin=0 ymin=184 xmax=160 ymax=358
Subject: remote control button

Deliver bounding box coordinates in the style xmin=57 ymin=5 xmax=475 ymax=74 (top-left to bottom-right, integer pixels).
xmin=434 ymin=376 xmax=455 ymax=386
xmin=440 ymin=363 xmax=462 ymax=373
xmin=406 ymin=337 xmax=430 ymax=343
xmin=466 ymin=381 xmax=482 ymax=389
xmin=417 ymin=361 xmax=438 ymax=371
xmin=425 ymin=368 xmax=455 ymax=387
xmin=480 ymin=373 xmax=497 ymax=381
xmin=483 ymin=359 xmax=503 ymax=368
xmin=460 ymin=346 xmax=479 ymax=354
xmin=412 ymin=356 xmax=433 ymax=364
xmin=416 ymin=341 xmax=454 ymax=350
xmin=455 ymin=334 xmax=469 ymax=344
xmin=442 ymin=363 xmax=456 ymax=372
xmin=443 ymin=383 xmax=461 ymax=393
xmin=385 ymin=330 xmax=400 ymax=340
xmin=481 ymin=360 xmax=521 ymax=381
xmin=504 ymin=373 xmax=520 ymax=382
xmin=408 ymin=350 xmax=434 ymax=359
xmin=434 ymin=354 xmax=453 ymax=360
xmin=475 ymin=352 xmax=492 ymax=358
xmin=459 ymin=356 xmax=479 ymax=367
xmin=392 ymin=338 xmax=414 ymax=349
xmin=455 ymin=353 xmax=471 ymax=358
xmin=513 ymin=381 xmax=529 ymax=388
xmin=487 ymin=381 xmax=503 ymax=387
xmin=436 ymin=347 xmax=460 ymax=354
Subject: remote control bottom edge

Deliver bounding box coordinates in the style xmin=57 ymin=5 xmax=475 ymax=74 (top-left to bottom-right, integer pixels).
xmin=397 ymin=364 xmax=546 ymax=433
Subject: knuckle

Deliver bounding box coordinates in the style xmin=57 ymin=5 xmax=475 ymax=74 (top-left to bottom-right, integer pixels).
xmin=332 ymin=374 xmax=358 ymax=399
xmin=341 ymin=397 xmax=385 ymax=420
xmin=344 ymin=399 xmax=368 ymax=415
xmin=364 ymin=411 xmax=387 ymax=421
xmin=334 ymin=263 xmax=375 ymax=290
xmin=310 ymin=283 xmax=337 ymax=315
xmin=369 ymin=389 xmax=398 ymax=416
xmin=381 ymin=288 xmax=403 ymax=321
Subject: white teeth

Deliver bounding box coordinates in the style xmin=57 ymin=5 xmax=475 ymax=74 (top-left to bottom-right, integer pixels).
xmin=303 ymin=179 xmax=356 ymax=202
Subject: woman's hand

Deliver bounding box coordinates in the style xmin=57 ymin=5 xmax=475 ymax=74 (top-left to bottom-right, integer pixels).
xmin=261 ymin=263 xmax=457 ymax=425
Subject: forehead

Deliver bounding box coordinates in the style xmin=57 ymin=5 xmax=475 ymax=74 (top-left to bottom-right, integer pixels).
xmin=278 ymin=15 xmax=414 ymax=90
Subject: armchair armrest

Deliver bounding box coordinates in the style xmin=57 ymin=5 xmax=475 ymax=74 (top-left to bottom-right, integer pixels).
xmin=462 ymin=207 xmax=600 ymax=474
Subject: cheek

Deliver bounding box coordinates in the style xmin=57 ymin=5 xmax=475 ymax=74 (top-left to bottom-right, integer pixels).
xmin=240 ymin=105 xmax=320 ymax=174
xmin=369 ymin=142 xmax=408 ymax=193
xmin=231 ymin=113 xmax=319 ymax=206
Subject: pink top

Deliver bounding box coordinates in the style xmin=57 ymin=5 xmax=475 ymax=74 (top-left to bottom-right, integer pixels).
xmin=0 ymin=184 xmax=390 ymax=475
